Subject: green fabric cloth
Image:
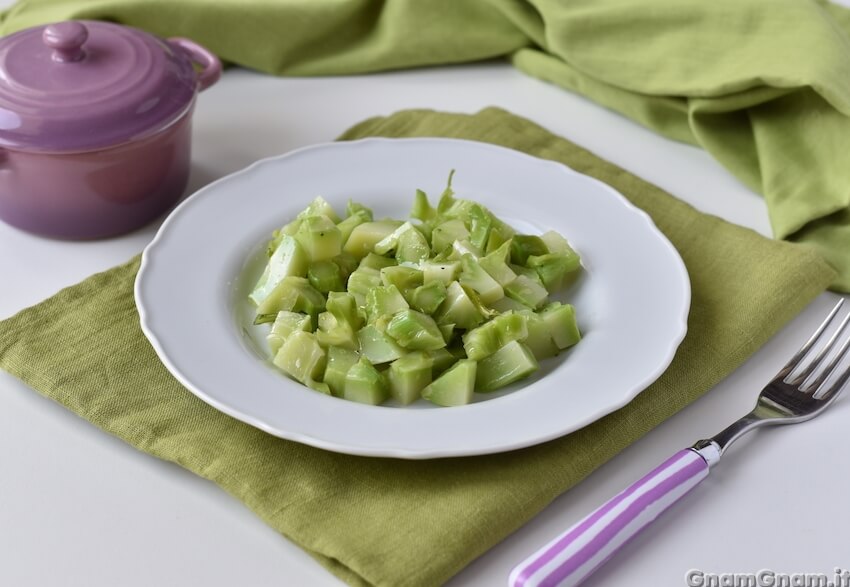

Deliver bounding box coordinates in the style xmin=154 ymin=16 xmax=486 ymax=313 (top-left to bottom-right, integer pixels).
xmin=0 ymin=108 xmax=837 ymax=587
xmin=1 ymin=1 xmax=850 ymax=291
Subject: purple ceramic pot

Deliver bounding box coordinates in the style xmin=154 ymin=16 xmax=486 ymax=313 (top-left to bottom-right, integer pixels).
xmin=0 ymin=21 xmax=221 ymax=239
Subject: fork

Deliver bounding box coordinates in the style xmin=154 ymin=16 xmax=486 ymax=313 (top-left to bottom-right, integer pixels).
xmin=509 ymin=299 xmax=850 ymax=587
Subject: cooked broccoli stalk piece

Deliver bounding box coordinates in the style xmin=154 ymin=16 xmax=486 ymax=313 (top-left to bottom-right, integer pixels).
xmin=385 ymin=309 xmax=447 ymax=351
xmin=504 ymin=274 xmax=549 ymax=310
xmin=459 ymin=254 xmax=504 ymax=305
xmin=266 ymin=311 xmax=313 ymax=356
xmin=422 ymin=359 xmax=476 ymax=407
xmin=475 ymin=340 xmax=538 ymax=392
xmin=344 ymin=357 xmax=388 ymax=405
xmin=387 ymin=351 xmax=433 ymax=405
xmin=250 ymin=235 xmax=308 ymax=306
xmin=323 ymin=346 xmax=360 ymax=397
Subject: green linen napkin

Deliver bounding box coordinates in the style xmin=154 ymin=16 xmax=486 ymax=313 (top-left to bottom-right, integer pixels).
xmin=0 ymin=108 xmax=836 ymax=587
xmin=2 ymin=0 xmax=850 ymax=292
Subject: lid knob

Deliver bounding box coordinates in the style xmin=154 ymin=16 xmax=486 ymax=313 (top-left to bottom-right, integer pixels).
xmin=43 ymin=21 xmax=88 ymax=63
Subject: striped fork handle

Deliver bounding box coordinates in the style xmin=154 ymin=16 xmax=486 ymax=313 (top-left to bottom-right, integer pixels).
xmin=509 ymin=449 xmax=709 ymax=587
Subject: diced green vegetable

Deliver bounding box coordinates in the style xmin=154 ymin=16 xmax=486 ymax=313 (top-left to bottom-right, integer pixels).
xmin=344 ymin=357 xmax=388 ymax=405
xmin=324 ymin=346 xmax=360 ymax=397
xmin=250 ymin=235 xmax=308 ymax=306
xmin=427 ymin=347 xmax=456 ymax=377
xmin=479 ymin=240 xmax=517 ymax=286
xmin=273 ymin=331 xmax=327 ymax=385
xmin=380 ymin=265 xmax=423 ymax=293
xmin=297 ymin=196 xmax=341 ymax=223
xmin=366 ymin=285 xmax=410 ymax=322
xmin=307 ymin=260 xmax=345 ymax=293
xmin=467 ymin=204 xmax=493 ymax=251
xmin=326 ymin=291 xmax=364 ymax=330
xmin=347 ymin=266 xmax=382 ymax=306
xmin=518 ymin=310 xmax=560 ymax=360
xmin=409 ymin=280 xmax=447 ymax=315
xmin=539 ymin=230 xmax=572 ymax=255
xmin=510 ymin=235 xmax=548 ymax=265
xmin=411 ymin=189 xmax=437 ymax=224
xmin=332 ymin=252 xmax=359 ymax=281
xmin=359 ymin=252 xmax=398 ymax=270
xmin=346 ymin=200 xmax=373 ymax=221
xmin=422 ymin=359 xmax=476 ymax=406
xmin=489 ymin=296 xmax=531 ymax=314
xmin=306 ymin=379 xmax=332 ymax=395
xmin=484 ymin=219 xmax=516 ymax=255
xmin=504 ymin=275 xmax=549 ymax=310
xmin=449 ymin=239 xmax=482 ymax=260
xmin=387 ymin=352 xmax=433 ymax=405
xmin=437 ymin=322 xmax=455 ymax=345
xmin=421 ymin=261 xmax=460 ymax=285
xmin=434 ymin=281 xmax=484 ymax=330
xmin=295 ymin=215 xmax=343 ymax=262
xmin=385 ymin=309 xmax=446 ymax=351
xmin=527 ymin=253 xmax=581 ymax=293
xmin=475 ymin=340 xmax=538 ymax=392
xmin=336 ymin=209 xmax=371 ymax=244
xmin=357 ymin=324 xmax=406 ymax=364
xmin=257 ymin=276 xmax=326 ymax=324
xmin=374 ymin=222 xmax=430 ymax=264
xmin=431 ymin=219 xmax=470 ymax=252
xmin=459 ymin=254 xmax=504 ymax=305
xmin=317 ymin=311 xmax=359 ymax=350
xmin=343 ymin=220 xmax=404 ymax=258
xmin=539 ymin=303 xmax=582 ymax=350
xmin=266 ymin=311 xmax=313 ymax=355
xmin=462 ymin=312 xmax=528 ymax=361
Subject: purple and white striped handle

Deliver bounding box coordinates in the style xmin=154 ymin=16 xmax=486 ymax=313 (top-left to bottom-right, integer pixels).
xmin=509 ymin=449 xmax=709 ymax=587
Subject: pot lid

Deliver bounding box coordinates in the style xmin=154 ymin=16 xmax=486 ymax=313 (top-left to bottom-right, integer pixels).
xmin=0 ymin=20 xmax=199 ymax=152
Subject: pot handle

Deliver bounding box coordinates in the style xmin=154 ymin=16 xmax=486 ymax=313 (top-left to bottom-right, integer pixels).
xmin=169 ymin=38 xmax=222 ymax=92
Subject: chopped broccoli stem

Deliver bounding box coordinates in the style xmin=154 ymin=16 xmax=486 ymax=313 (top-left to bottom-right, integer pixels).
xmin=344 ymin=357 xmax=388 ymax=405
xmin=267 ymin=311 xmax=313 ymax=355
xmin=459 ymin=254 xmax=504 ymax=305
xmin=409 ymin=280 xmax=447 ymax=315
xmin=434 ymin=281 xmax=484 ymax=330
xmin=308 ymin=260 xmax=345 ymax=293
xmin=387 ymin=351 xmax=433 ymax=405
xmin=504 ymin=275 xmax=549 ymax=310
xmin=540 ymin=303 xmax=582 ymax=350
xmin=343 ymin=220 xmax=404 ymax=259
xmin=250 ymin=235 xmax=308 ymax=306
xmin=295 ymin=215 xmax=343 ymax=262
xmin=366 ymin=284 xmax=410 ymax=323
xmin=273 ymin=331 xmax=327 ymax=385
xmin=475 ymin=340 xmax=538 ymax=392
xmin=357 ymin=324 xmax=406 ymax=364
xmin=323 ymin=346 xmax=360 ymax=397
xmin=422 ymin=359 xmax=476 ymax=406
xmin=385 ymin=309 xmax=447 ymax=351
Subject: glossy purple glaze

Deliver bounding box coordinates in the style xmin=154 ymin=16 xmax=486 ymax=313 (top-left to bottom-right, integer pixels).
xmin=0 ymin=20 xmax=221 ymax=239
xmin=0 ymin=20 xmax=202 ymax=152
xmin=0 ymin=111 xmax=193 ymax=240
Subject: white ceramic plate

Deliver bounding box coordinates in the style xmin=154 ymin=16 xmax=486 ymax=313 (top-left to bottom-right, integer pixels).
xmin=136 ymin=138 xmax=690 ymax=459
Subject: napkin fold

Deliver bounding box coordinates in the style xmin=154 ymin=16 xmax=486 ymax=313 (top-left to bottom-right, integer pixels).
xmin=2 ymin=0 xmax=850 ymax=290
xmin=0 ymin=108 xmax=836 ymax=587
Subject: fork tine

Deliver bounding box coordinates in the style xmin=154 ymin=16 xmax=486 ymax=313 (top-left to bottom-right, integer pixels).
xmin=806 ymin=314 xmax=850 ymax=393
xmin=810 ymin=328 xmax=850 ymax=400
xmin=784 ymin=300 xmax=847 ymax=385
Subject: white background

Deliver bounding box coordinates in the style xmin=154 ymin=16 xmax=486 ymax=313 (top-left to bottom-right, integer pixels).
xmin=2 ymin=3 xmax=849 ymax=586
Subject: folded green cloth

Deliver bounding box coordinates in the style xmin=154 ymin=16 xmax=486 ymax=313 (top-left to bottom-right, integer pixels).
xmin=0 ymin=108 xmax=836 ymax=587
xmin=2 ymin=0 xmax=850 ymax=291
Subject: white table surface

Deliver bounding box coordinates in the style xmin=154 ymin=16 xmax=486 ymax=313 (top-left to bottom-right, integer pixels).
xmin=2 ymin=7 xmax=849 ymax=587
